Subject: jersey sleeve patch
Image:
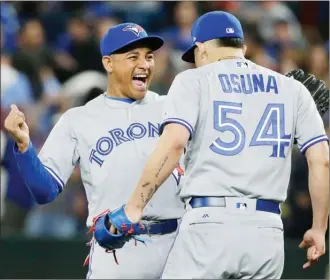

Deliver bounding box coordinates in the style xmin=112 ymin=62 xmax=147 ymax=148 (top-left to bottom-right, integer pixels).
xmin=300 ymin=134 xmax=329 ymax=154
xmin=171 ymin=163 xmax=184 ymax=186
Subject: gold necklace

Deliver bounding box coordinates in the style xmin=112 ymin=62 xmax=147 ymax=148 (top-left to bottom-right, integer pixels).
xmin=218 ymin=56 xmax=244 ymax=61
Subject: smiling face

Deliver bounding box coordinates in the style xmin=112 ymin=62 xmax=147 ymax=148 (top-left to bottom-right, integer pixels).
xmin=102 ymin=43 xmax=155 ymax=100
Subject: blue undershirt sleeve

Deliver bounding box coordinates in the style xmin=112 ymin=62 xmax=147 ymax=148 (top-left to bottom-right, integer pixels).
xmin=13 ymin=142 xmax=61 ymax=204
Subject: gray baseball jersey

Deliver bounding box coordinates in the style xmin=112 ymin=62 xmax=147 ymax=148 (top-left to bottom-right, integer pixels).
xmin=38 ymin=91 xmax=184 ymax=226
xmin=161 ymin=59 xmax=328 ymax=202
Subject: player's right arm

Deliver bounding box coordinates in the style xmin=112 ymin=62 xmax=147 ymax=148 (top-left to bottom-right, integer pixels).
xmin=4 ymin=104 xmax=78 ymax=204
xmin=294 ymin=82 xmax=329 ymax=268
xmin=124 ymin=71 xmax=200 ymax=222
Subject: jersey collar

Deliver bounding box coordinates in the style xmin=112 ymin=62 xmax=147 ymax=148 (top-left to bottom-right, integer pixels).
xmin=102 ymin=92 xmax=151 ymax=108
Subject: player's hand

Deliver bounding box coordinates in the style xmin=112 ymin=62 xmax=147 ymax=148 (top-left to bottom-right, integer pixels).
xmin=4 ymin=104 xmax=30 ymax=153
xmin=108 ymin=221 xmax=119 ymax=234
xmin=299 ymin=228 xmax=326 ymax=269
xmin=109 ymin=205 xmax=142 ymax=234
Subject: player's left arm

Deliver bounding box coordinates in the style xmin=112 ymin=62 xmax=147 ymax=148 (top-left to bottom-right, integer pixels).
xmin=125 ymin=124 xmax=189 ymax=221
xmin=125 ymin=72 xmax=200 ymax=221
xmin=295 ymin=82 xmax=329 ymax=229
xmin=295 ymin=81 xmax=329 ymax=268
xmin=305 ymin=141 xmax=329 ymax=231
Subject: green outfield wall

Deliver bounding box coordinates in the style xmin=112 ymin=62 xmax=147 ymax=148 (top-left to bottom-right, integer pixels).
xmin=0 ymin=237 xmax=328 ymax=279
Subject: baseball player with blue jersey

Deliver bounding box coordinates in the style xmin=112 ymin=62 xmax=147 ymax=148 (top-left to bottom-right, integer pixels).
xmin=103 ymin=12 xmax=329 ymax=279
xmin=4 ymin=23 xmax=184 ymax=279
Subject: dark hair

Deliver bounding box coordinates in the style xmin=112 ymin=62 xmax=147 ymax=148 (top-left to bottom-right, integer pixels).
xmin=215 ymin=37 xmax=244 ymax=49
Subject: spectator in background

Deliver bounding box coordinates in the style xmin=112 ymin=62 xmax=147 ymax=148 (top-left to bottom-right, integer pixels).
xmin=161 ymin=1 xmax=198 ymax=72
xmin=240 ymin=1 xmax=305 ymax=46
xmin=83 ymin=0 xmax=119 ymax=34
xmin=243 ymin=23 xmax=277 ymax=71
xmin=1 ymin=135 xmax=37 ymax=237
xmin=1 ymin=37 xmax=34 ymax=109
xmin=54 ymin=16 xmax=103 ymax=81
xmin=278 ymin=48 xmax=300 ymax=75
xmin=306 ymin=44 xmax=329 ymax=86
xmin=264 ymin=19 xmax=303 ymax=61
xmin=94 ymin=16 xmax=120 ymax=42
xmin=1 ymin=27 xmax=37 ymax=236
xmin=161 ymin=1 xmax=198 ymax=52
xmin=8 ymin=19 xmax=63 ymax=136
xmin=149 ymin=44 xmax=177 ymax=95
xmin=33 ymin=2 xmax=69 ymax=46
xmin=205 ymin=1 xmax=241 ymax=16
xmin=11 ymin=19 xmax=56 ymax=101
xmin=0 ymin=2 xmax=20 ymax=53
xmin=108 ymin=1 xmax=165 ymax=31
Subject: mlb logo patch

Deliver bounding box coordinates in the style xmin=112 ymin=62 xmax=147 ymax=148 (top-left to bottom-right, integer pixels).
xmin=226 ymin=28 xmax=235 ymax=34
xmin=237 ymin=61 xmax=249 ymax=68
xmin=123 ymin=24 xmax=144 ymax=36
xmin=236 ymin=202 xmax=247 ymax=210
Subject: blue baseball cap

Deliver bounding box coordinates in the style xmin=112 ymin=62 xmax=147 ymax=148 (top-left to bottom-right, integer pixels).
xmin=182 ymin=11 xmax=244 ymax=63
xmin=100 ymin=22 xmax=164 ymax=56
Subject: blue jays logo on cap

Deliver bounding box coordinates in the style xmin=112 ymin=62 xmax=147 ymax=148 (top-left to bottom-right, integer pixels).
xmin=100 ymin=22 xmax=164 ymax=57
xmin=123 ymin=24 xmax=144 ymax=36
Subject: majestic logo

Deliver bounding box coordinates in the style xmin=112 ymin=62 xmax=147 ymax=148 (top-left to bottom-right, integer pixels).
xmin=123 ymin=24 xmax=144 ymax=36
xmin=89 ymin=122 xmax=160 ymax=167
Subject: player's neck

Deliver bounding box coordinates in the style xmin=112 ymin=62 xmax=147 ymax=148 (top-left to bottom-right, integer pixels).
xmin=106 ymin=82 xmax=129 ymax=99
xmin=214 ymin=48 xmax=245 ymax=63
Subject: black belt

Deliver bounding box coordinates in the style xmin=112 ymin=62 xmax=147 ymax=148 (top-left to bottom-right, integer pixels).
xmin=136 ymin=219 xmax=178 ymax=235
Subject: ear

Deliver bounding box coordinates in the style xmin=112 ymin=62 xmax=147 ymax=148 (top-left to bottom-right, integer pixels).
xmin=243 ymin=45 xmax=247 ymax=56
xmin=195 ymin=42 xmax=206 ymax=55
xmin=102 ymin=56 xmax=113 ymax=73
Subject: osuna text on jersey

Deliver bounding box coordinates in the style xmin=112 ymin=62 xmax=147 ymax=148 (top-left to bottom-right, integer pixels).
xmin=89 ymin=121 xmax=160 ymax=167
xmin=218 ymin=72 xmax=278 ymax=94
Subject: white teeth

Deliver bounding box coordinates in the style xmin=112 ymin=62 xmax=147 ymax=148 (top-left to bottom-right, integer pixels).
xmin=134 ymin=74 xmax=147 ymax=78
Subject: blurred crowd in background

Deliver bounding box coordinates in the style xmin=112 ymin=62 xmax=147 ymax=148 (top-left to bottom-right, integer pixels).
xmin=0 ymin=1 xmax=329 ymax=240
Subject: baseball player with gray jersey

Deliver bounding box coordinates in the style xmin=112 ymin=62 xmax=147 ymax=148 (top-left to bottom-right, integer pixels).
xmin=109 ymin=12 xmax=329 ymax=279
xmin=4 ymin=23 xmax=184 ymax=279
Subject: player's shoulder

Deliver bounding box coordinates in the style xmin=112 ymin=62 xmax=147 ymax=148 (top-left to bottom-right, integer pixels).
xmin=175 ymin=67 xmax=205 ymax=81
xmin=143 ymin=90 xmax=167 ymax=104
xmin=169 ymin=68 xmax=205 ymax=92
xmin=60 ymin=94 xmax=104 ymax=120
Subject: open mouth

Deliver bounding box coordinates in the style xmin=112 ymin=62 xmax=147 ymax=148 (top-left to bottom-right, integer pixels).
xmin=132 ymin=74 xmax=148 ymax=91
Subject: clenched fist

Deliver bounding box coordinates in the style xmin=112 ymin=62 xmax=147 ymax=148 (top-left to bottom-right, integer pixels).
xmin=4 ymin=104 xmax=30 ymax=153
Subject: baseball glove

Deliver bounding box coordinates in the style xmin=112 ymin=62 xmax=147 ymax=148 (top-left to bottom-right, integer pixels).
xmin=88 ymin=206 xmax=146 ymax=264
xmin=285 ymin=69 xmax=329 ymax=116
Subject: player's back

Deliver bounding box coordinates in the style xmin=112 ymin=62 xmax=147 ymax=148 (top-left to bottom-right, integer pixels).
xmin=182 ymin=59 xmax=303 ymax=202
